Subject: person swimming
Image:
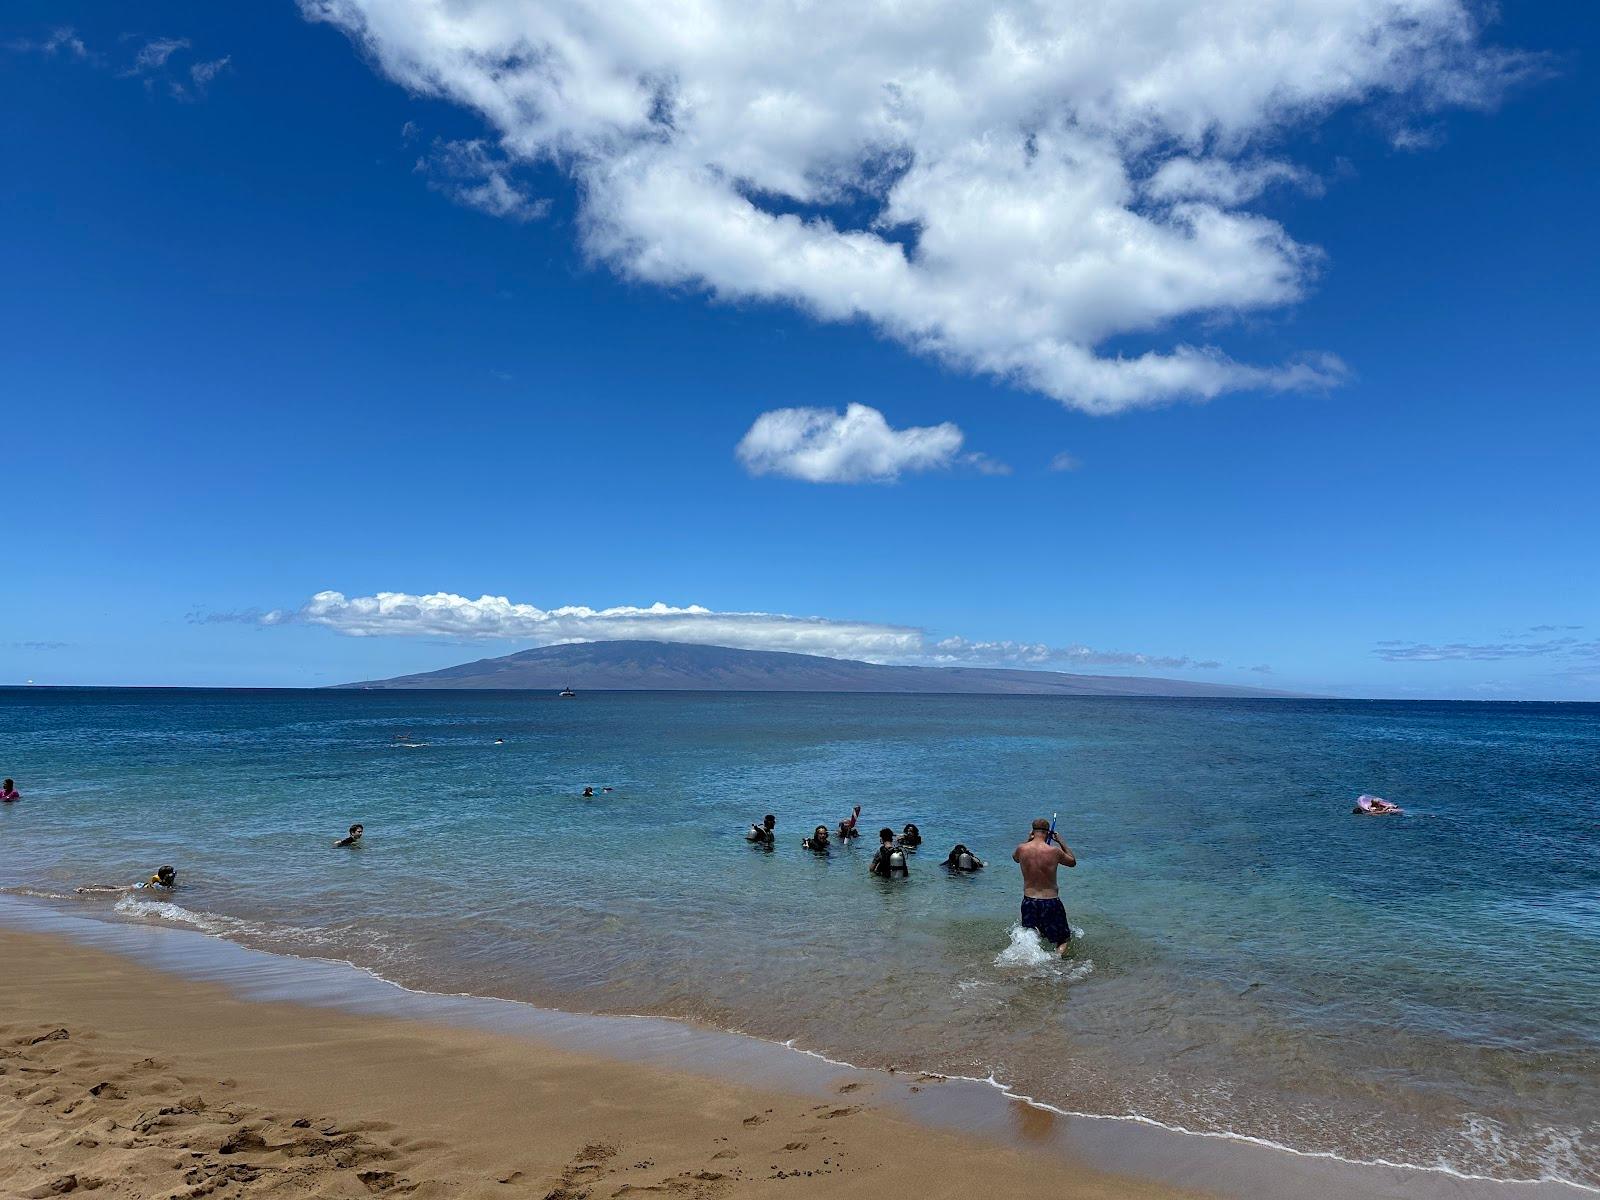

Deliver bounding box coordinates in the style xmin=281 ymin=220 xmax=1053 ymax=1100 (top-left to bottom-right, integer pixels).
xmin=582 ymin=786 xmax=595 ymax=798
xmin=746 ymin=814 xmax=777 ymax=845
xmin=334 ymin=823 xmax=364 ymax=848
xmin=836 ymin=805 xmax=861 ymax=841
xmin=869 ymin=828 xmax=909 ymax=877
xmin=802 ymin=825 xmax=831 ymax=853
xmin=77 ymin=865 xmax=176 ymax=895
xmin=494 ymin=738 xmax=504 ymax=745
xmin=1 ymin=778 xmax=19 ymax=802
xmin=943 ymin=843 xmax=985 ymax=871
xmin=897 ymin=822 xmax=922 ymax=849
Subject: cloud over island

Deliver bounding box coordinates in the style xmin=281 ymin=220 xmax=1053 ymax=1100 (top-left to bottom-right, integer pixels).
xmin=243 ymin=590 xmax=1225 ymax=672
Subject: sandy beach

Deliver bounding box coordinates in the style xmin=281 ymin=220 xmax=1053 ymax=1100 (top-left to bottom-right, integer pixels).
xmin=0 ymin=928 xmax=1204 ymax=1200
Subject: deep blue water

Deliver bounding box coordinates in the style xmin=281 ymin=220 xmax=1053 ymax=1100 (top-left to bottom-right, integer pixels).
xmin=2 ymin=688 xmax=1597 ymax=1185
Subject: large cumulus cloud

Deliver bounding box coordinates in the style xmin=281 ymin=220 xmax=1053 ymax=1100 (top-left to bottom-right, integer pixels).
xmin=301 ymin=0 xmax=1527 ymax=412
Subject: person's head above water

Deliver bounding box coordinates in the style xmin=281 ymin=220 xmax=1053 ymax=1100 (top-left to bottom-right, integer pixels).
xmin=155 ymin=865 xmax=176 ymax=886
xmin=878 ymin=827 xmax=895 ymax=844
xmin=763 ymin=814 xmax=776 ymax=830
xmin=814 ymin=825 xmax=829 ymax=840
xmin=582 ymin=786 xmax=595 ymax=796
xmin=349 ymin=824 xmax=364 ymax=837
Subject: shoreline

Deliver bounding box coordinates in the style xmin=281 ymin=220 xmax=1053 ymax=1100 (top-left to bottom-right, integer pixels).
xmin=2 ymin=895 xmax=1592 ymax=1199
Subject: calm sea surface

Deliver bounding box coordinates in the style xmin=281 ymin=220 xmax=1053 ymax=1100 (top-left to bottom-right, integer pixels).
xmin=2 ymin=689 xmax=1597 ymax=1186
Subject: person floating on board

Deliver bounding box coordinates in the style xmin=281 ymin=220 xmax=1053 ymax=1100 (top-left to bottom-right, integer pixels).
xmin=1 ymin=778 xmax=19 ymax=802
xmin=897 ymin=822 xmax=922 ymax=850
xmin=836 ymin=805 xmax=861 ymax=842
xmin=76 ymin=865 xmax=177 ymax=895
xmin=802 ymin=825 xmax=831 ymax=853
xmin=334 ymin=823 xmax=364 ymax=848
xmin=746 ymin=814 xmax=777 ymax=845
xmin=869 ymin=828 xmax=909 ymax=878
xmin=1353 ymin=794 xmax=1401 ymax=815
xmin=1013 ymin=817 xmax=1076 ymax=957
xmin=943 ymin=844 xmax=985 ymax=872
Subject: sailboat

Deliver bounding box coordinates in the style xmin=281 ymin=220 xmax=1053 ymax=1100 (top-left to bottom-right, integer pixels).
xmin=558 ymin=685 xmax=576 ymax=698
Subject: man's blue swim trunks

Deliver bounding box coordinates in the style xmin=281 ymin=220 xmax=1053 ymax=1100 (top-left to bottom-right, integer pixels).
xmin=1020 ymin=897 xmax=1071 ymax=946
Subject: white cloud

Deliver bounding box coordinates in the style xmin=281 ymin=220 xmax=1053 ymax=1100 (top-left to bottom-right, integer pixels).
xmin=131 ymin=37 xmax=189 ymax=72
xmin=266 ymin=589 xmax=1220 ymax=671
xmin=1049 ymin=451 xmax=1082 ymax=472
xmin=190 ymin=56 xmax=231 ymax=89
xmin=736 ymin=403 xmax=969 ymax=483
xmin=416 ymin=138 xmax=549 ymax=222
xmin=301 ymin=0 xmax=1526 ymax=413
xmin=1374 ymin=635 xmax=1600 ymax=663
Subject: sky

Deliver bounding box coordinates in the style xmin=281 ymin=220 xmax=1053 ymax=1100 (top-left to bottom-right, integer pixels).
xmin=2 ymin=1 xmax=1597 ymax=699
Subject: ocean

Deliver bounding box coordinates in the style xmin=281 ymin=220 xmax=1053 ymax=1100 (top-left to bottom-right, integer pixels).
xmin=2 ymin=687 xmax=1596 ymax=1188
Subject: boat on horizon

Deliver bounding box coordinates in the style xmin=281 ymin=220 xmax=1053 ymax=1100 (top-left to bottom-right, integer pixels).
xmin=558 ymin=685 xmax=576 ymax=698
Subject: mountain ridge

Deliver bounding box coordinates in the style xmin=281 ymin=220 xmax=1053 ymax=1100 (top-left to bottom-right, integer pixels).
xmin=335 ymin=640 xmax=1296 ymax=697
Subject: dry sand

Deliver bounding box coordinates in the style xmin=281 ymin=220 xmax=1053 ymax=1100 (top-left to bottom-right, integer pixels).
xmin=0 ymin=929 xmax=1203 ymax=1200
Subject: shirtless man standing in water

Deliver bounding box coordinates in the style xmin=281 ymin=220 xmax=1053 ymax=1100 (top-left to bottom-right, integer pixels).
xmin=1013 ymin=818 xmax=1077 ymax=957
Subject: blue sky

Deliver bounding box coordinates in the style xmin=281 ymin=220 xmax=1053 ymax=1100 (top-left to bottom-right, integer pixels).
xmin=2 ymin=0 xmax=1596 ymax=698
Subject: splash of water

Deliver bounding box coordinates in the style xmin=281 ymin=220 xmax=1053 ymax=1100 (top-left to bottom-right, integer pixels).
xmin=994 ymin=923 xmax=1094 ymax=981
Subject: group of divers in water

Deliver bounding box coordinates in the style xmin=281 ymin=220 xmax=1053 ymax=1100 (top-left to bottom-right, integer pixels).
xmin=6 ymin=757 xmax=1396 ymax=958
xmin=745 ymin=805 xmax=986 ymax=876
xmin=3 ymin=766 xmax=1081 ymax=958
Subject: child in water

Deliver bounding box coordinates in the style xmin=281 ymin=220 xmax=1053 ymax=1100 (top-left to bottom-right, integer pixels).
xmin=76 ymin=865 xmax=176 ymax=895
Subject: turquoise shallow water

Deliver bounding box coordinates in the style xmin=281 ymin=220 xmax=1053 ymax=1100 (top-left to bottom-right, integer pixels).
xmin=2 ymin=688 xmax=1597 ymax=1186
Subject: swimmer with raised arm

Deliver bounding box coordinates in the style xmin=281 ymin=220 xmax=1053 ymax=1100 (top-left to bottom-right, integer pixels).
xmin=1013 ymin=818 xmax=1077 ymax=957
xmin=837 ymin=805 xmax=861 ymax=841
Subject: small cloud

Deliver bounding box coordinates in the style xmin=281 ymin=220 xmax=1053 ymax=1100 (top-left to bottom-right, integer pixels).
xmin=1248 ymin=664 xmax=1273 ymax=674
xmin=416 ymin=138 xmax=549 ymax=222
xmin=1049 ymin=451 xmax=1082 ymax=472
xmin=1389 ymin=124 xmax=1444 ymax=152
xmin=1528 ymin=624 xmax=1583 ymax=633
xmin=189 ymin=56 xmax=230 ymax=89
xmin=188 ymin=608 xmax=294 ymax=626
xmin=736 ymin=403 xmax=968 ymax=484
xmin=9 ymin=640 xmax=70 ymax=651
xmin=964 ymin=452 xmax=1012 ymax=476
xmin=129 ymin=36 xmax=190 ymax=73
xmin=1374 ymin=635 xmax=1600 ymax=663
xmin=6 ymin=27 xmax=91 ymax=59
xmin=400 ymin=120 xmax=420 ymax=142
xmin=490 ymin=369 xmax=513 ymax=382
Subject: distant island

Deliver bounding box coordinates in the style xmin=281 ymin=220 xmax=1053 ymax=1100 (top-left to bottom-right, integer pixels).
xmin=337 ymin=640 xmax=1294 ymax=697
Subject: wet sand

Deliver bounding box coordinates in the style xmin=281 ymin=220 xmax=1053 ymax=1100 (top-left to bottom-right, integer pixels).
xmin=0 ymin=928 xmax=1203 ymax=1200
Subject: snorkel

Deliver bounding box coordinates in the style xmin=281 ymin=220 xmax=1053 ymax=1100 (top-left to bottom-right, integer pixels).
xmin=1048 ymin=812 xmax=1058 ymax=844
